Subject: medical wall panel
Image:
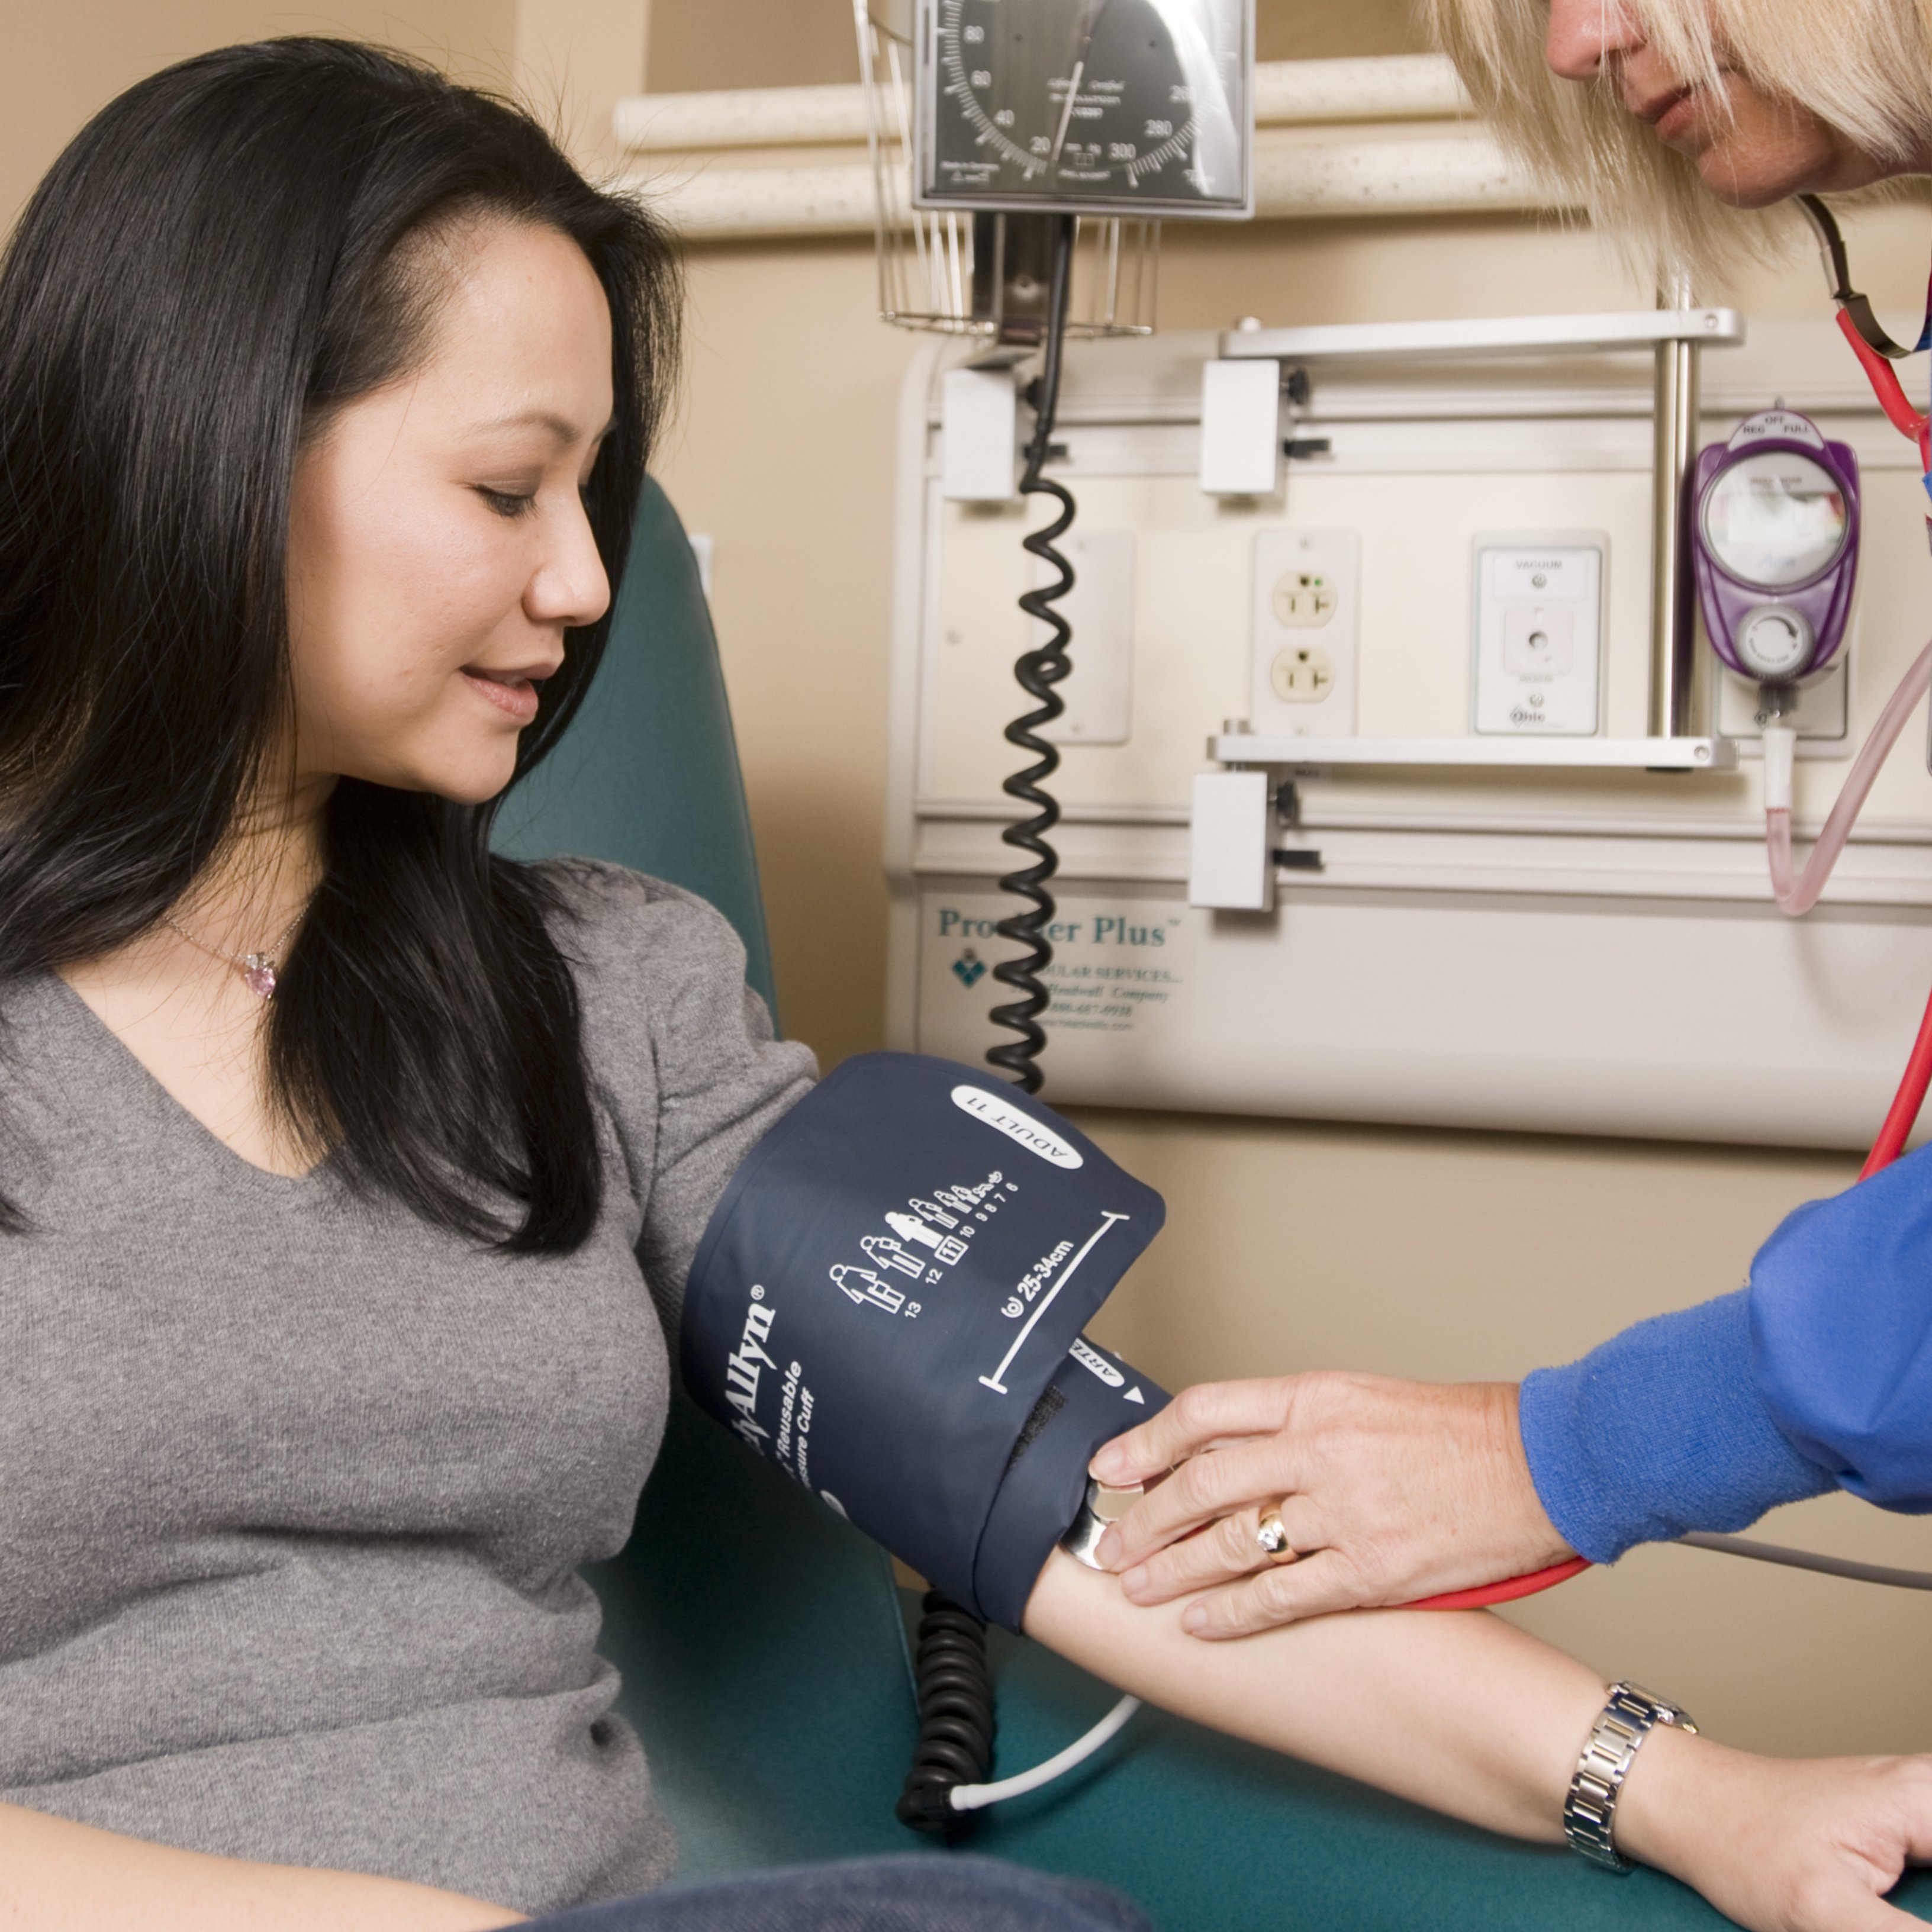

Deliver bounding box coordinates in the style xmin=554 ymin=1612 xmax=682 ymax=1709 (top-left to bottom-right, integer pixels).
xmin=886 ymin=320 xmax=1932 ymax=1150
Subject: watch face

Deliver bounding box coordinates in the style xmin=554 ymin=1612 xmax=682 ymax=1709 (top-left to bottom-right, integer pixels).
xmin=917 ymin=0 xmax=1250 ymax=217
xmin=1701 ymin=449 xmax=1849 ymax=588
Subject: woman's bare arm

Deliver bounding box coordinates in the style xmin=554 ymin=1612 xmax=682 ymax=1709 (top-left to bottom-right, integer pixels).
xmin=0 ymin=1802 xmax=526 ymax=1932
xmin=1025 ymin=1550 xmax=1932 ymax=1931
xmin=1024 ymin=1547 xmax=1596 ymax=1841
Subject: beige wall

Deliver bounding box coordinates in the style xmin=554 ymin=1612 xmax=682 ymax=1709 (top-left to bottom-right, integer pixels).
xmin=634 ymin=2 xmax=1932 ymax=1754
xmin=9 ymin=0 xmax=1931 ymax=1759
xmin=641 ymin=0 xmax=1432 ymax=92
xmin=653 ymin=196 xmax=1932 ymax=1752
xmin=0 ymin=2 xmax=520 ymax=236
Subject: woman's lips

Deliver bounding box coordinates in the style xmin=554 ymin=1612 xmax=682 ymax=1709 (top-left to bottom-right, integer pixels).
xmin=1636 ymin=83 xmax=1703 ymax=147
xmin=462 ymin=668 xmax=543 ymax=724
xmin=1653 ymin=89 xmax=1701 ymax=143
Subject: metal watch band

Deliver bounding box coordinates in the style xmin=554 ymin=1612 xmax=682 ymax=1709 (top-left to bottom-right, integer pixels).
xmin=1563 ymin=1681 xmax=1699 ymax=1873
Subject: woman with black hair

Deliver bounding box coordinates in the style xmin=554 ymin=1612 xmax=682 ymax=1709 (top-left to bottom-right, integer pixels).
xmin=0 ymin=40 xmax=1136 ymax=1932
xmin=6 ymin=34 xmax=1931 ymax=1932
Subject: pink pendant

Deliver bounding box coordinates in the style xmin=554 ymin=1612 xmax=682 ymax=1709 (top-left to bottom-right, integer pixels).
xmin=243 ymin=956 xmax=277 ymax=1000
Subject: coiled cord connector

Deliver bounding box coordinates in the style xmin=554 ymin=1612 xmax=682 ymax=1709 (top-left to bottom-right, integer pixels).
xmin=896 ymin=1591 xmax=995 ymax=1837
xmin=988 ymin=213 xmax=1078 ymax=1097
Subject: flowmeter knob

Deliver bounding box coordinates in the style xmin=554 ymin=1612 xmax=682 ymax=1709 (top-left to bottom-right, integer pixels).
xmin=1736 ymin=604 xmax=1814 ymax=680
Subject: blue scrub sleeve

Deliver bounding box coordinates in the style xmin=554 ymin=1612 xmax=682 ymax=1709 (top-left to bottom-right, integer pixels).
xmin=1521 ymin=1146 xmax=1932 ymax=1562
xmin=1747 ymin=1146 xmax=1932 ymax=1511
xmin=1519 ymin=1291 xmax=1830 ymax=1563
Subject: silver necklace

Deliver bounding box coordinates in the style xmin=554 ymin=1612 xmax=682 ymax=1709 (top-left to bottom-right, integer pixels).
xmin=163 ymin=909 xmax=307 ymax=1000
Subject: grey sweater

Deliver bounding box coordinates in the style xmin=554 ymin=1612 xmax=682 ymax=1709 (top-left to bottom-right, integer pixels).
xmin=0 ymin=861 xmax=816 ymax=1915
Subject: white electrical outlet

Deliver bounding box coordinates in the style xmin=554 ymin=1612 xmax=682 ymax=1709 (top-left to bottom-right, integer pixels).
xmin=1471 ymin=532 xmax=1606 ymax=736
xmin=1251 ymin=528 xmax=1361 ymax=736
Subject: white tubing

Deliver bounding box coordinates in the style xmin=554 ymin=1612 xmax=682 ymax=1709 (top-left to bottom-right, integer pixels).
xmin=1765 ymin=637 xmax=1932 ymax=917
xmin=948 ymin=1695 xmax=1142 ymax=1811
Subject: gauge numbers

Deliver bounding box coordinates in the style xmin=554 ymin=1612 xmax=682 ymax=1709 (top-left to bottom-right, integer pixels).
xmin=916 ymin=0 xmax=1251 ymax=218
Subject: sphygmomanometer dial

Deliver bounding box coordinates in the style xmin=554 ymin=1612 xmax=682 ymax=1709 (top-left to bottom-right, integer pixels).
xmin=915 ymin=0 xmax=1252 ymax=218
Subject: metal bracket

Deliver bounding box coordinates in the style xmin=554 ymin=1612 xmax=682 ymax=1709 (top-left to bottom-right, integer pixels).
xmin=1215 ymin=302 xmax=1745 ymax=762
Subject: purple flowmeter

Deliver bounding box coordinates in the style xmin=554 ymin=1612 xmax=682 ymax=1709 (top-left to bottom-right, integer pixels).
xmin=1693 ymin=407 xmax=1860 ymax=683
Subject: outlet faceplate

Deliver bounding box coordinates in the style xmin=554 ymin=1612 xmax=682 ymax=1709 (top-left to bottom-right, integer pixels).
xmin=1251 ymin=528 xmax=1361 ymax=736
xmin=1471 ymin=532 xmax=1606 ymax=736
xmin=1036 ymin=529 xmax=1135 ymax=745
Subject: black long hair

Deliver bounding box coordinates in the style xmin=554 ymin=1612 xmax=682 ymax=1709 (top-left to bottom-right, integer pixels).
xmin=0 ymin=38 xmax=682 ymax=1249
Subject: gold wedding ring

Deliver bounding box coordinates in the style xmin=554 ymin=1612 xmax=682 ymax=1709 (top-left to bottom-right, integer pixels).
xmin=1255 ymin=1508 xmax=1299 ymax=1565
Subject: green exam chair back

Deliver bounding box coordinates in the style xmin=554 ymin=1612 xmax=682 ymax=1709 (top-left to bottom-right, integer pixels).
xmin=496 ymin=478 xmax=1932 ymax=1929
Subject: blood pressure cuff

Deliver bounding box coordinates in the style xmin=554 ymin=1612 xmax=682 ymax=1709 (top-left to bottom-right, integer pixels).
xmin=682 ymin=1052 xmax=1169 ymax=1630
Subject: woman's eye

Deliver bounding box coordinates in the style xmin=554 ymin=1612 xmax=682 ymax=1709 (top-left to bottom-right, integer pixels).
xmin=478 ymin=487 xmax=537 ymax=519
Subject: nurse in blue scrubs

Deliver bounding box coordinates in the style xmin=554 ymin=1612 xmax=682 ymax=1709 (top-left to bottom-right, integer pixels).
xmin=1090 ymin=0 xmax=1932 ymax=1636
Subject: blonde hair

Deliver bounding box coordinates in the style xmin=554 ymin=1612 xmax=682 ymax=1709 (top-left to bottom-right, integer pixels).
xmin=1422 ymin=0 xmax=1932 ymax=273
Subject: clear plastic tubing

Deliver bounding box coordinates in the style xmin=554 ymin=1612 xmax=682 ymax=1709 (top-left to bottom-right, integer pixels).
xmin=1763 ymin=637 xmax=1932 ymax=917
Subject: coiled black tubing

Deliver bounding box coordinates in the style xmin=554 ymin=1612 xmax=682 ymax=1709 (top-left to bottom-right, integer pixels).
xmin=896 ymin=1591 xmax=996 ymax=1835
xmin=900 ymin=221 xmax=1076 ymax=1835
xmin=987 ymin=213 xmax=1079 ymax=1096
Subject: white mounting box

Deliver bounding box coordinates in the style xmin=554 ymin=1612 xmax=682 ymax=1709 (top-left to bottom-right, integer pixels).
xmin=1199 ymin=358 xmax=1283 ymax=497
xmin=884 ymin=317 xmax=1932 ymax=1151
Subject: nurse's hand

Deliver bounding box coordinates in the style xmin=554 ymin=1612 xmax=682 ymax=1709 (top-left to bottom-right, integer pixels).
xmin=1087 ymin=1371 xmax=1574 ymax=1635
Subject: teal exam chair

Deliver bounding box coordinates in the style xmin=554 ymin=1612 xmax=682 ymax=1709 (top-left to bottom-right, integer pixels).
xmin=497 ymin=479 xmax=1932 ymax=1931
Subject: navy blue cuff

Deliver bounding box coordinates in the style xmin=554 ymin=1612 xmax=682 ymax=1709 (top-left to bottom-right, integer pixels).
xmin=1519 ymin=1290 xmax=1833 ymax=1564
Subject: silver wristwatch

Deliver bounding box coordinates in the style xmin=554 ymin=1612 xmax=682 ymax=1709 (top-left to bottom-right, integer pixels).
xmin=1564 ymin=1681 xmax=1699 ymax=1872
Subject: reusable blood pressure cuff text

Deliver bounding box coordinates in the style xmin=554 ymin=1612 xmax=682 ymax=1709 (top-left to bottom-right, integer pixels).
xmin=682 ymin=1052 xmax=1168 ymax=1630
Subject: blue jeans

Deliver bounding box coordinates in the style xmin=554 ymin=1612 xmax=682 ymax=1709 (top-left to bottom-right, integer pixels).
xmin=524 ymin=1856 xmax=1149 ymax=1932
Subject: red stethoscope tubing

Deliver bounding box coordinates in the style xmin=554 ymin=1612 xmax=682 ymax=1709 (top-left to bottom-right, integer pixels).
xmin=1832 ymin=307 xmax=1932 ymax=469
xmin=1405 ymin=243 xmax=1932 ymax=1611
xmin=1408 ymin=1003 xmax=1932 ymax=1612
xmin=1408 ymin=1556 xmax=1593 ymax=1611
xmin=1859 ymin=978 xmax=1932 ymax=1180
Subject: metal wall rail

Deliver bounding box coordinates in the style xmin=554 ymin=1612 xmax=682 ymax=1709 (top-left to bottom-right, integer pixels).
xmin=1214 ymin=305 xmax=1744 ymax=767
xmin=613 ymin=55 xmax=1471 ymax=152
xmin=614 ymin=55 xmax=1559 ymax=240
